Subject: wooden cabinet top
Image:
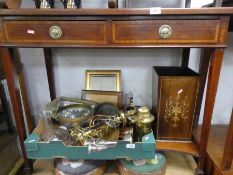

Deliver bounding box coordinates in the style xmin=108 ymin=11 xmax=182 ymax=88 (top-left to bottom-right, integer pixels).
xmin=0 ymin=8 xmax=233 ymax=16
xmin=0 ymin=8 xmax=232 ymax=48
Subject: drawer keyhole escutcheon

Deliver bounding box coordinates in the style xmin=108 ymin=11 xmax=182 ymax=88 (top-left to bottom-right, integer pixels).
xmin=49 ymin=26 xmax=62 ymax=39
xmin=159 ymin=25 xmax=172 ymax=39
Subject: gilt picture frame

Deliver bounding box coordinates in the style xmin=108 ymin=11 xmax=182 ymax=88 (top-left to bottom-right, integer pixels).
xmin=85 ymin=70 xmax=121 ymax=92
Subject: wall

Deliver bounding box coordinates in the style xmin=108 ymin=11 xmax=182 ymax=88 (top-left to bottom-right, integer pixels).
xmin=19 ymin=0 xmax=233 ymax=124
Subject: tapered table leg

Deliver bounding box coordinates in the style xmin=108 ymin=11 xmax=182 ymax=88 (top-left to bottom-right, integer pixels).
xmin=0 ymin=48 xmax=33 ymax=173
xmin=181 ymin=48 xmax=190 ymax=68
xmin=0 ymin=82 xmax=14 ymax=132
xmin=193 ymin=49 xmax=211 ymax=128
xmin=44 ymin=48 xmax=56 ymax=100
xmin=196 ymin=48 xmax=224 ymax=174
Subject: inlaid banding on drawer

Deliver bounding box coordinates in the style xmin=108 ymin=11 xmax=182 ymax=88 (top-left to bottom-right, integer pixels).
xmin=4 ymin=21 xmax=107 ymax=44
xmin=112 ymin=20 xmax=221 ymax=44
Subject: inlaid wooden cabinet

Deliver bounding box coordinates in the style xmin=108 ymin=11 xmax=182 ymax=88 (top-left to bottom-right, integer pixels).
xmin=152 ymin=67 xmax=199 ymax=141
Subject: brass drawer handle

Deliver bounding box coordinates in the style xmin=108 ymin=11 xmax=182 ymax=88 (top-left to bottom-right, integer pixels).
xmin=159 ymin=25 xmax=172 ymax=39
xmin=49 ymin=26 xmax=62 ymax=39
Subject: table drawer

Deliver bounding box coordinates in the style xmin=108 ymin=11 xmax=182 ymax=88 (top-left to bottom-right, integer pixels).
xmin=112 ymin=20 xmax=222 ymax=44
xmin=4 ymin=21 xmax=107 ymax=44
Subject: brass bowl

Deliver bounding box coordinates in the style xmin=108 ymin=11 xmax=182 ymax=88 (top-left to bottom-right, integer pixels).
xmin=57 ymin=104 xmax=93 ymax=125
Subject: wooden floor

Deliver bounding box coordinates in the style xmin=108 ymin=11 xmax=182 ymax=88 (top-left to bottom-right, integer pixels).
xmin=194 ymin=125 xmax=233 ymax=175
xmin=0 ymin=131 xmax=20 ymax=175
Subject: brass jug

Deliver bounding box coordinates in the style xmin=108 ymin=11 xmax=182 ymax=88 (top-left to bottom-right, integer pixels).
xmin=136 ymin=107 xmax=154 ymax=141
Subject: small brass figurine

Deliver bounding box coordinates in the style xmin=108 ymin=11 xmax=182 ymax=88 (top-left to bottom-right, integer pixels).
xmin=61 ymin=0 xmax=81 ymax=9
xmin=34 ymin=0 xmax=54 ymax=8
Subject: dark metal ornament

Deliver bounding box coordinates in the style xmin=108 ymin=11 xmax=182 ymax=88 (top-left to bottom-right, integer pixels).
xmin=93 ymin=102 xmax=120 ymax=116
xmin=62 ymin=0 xmax=82 ymax=9
xmin=34 ymin=0 xmax=55 ymax=8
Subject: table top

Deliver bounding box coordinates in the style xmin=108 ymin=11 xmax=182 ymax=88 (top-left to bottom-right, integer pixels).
xmin=0 ymin=7 xmax=233 ymax=16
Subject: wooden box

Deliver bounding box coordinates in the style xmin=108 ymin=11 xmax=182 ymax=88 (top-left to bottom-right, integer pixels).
xmin=152 ymin=67 xmax=199 ymax=141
